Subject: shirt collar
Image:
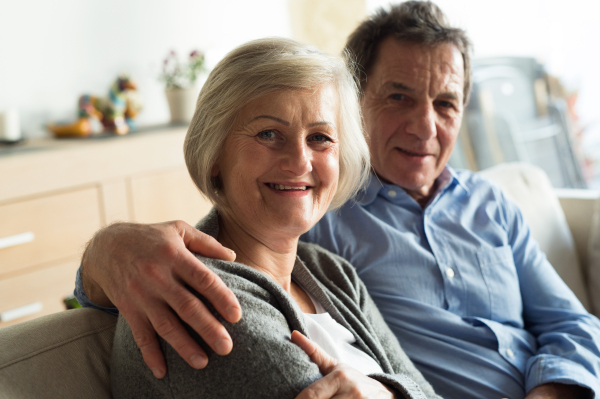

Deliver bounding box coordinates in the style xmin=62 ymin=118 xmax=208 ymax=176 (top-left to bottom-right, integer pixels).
xmin=357 ymin=165 xmax=470 ymax=206
xmin=446 ymin=166 xmax=471 ymax=194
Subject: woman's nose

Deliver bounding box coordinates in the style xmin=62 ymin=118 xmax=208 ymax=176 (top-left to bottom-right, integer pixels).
xmin=281 ymin=139 xmax=312 ymax=176
xmin=405 ymin=103 xmax=437 ymax=140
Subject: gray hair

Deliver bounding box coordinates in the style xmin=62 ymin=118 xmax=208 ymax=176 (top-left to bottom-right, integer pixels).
xmin=345 ymin=1 xmax=473 ymax=104
xmin=184 ymin=37 xmax=370 ymax=211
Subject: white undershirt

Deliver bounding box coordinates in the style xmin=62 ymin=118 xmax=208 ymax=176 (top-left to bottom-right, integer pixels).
xmin=303 ymin=294 xmax=384 ymax=376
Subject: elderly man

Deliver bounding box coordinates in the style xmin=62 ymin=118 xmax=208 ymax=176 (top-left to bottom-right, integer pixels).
xmin=76 ymin=2 xmax=600 ymax=398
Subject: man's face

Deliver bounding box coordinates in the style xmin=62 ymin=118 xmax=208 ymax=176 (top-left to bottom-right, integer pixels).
xmin=361 ymin=38 xmax=465 ymax=202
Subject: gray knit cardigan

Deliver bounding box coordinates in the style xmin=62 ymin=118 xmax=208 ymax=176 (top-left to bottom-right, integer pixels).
xmin=111 ymin=209 xmax=440 ymax=399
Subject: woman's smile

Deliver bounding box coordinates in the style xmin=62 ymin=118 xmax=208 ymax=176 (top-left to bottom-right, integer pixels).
xmin=214 ymin=84 xmax=340 ymax=240
xmin=265 ymin=182 xmax=312 ymax=197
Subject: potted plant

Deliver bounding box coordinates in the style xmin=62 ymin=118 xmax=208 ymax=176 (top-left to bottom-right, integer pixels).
xmin=160 ymin=50 xmax=207 ymax=124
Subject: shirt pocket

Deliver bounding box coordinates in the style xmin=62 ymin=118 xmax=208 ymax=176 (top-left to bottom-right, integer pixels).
xmin=477 ymin=245 xmax=523 ymax=324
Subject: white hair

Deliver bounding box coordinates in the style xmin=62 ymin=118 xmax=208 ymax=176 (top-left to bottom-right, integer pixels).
xmin=184 ymin=37 xmax=370 ymax=211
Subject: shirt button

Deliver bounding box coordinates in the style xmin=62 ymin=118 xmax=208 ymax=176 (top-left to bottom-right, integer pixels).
xmin=445 ymin=268 xmax=455 ymax=279
xmin=388 ymin=190 xmax=397 ymax=198
xmin=506 ymin=348 xmax=515 ymax=358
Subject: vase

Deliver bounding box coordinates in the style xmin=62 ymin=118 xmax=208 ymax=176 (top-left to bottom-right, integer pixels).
xmin=165 ymin=87 xmax=198 ymax=124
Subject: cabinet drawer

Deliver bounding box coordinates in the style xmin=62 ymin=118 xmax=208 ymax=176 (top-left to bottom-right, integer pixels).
xmin=0 ymin=260 xmax=80 ymax=328
xmin=0 ymin=187 xmax=102 ymax=276
xmin=130 ymin=168 xmax=212 ymax=225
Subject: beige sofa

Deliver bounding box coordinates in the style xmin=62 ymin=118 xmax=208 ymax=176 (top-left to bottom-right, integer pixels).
xmin=1 ymin=162 xmax=599 ymax=398
xmin=0 ymin=308 xmax=116 ymax=399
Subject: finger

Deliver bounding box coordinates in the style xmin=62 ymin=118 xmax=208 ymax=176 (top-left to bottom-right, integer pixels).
xmin=294 ymin=373 xmax=342 ymax=399
xmin=177 ymin=220 xmax=236 ymax=262
xmin=291 ymin=331 xmax=338 ymax=374
xmin=145 ymin=303 xmax=210 ymax=370
xmin=166 ymin=285 xmax=233 ymax=356
xmin=125 ymin=313 xmax=169 ymax=378
xmin=177 ymin=249 xmax=242 ymax=324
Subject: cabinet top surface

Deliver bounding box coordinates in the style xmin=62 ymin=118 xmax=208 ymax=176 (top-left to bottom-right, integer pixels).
xmin=0 ymin=125 xmax=189 ymax=204
xmin=0 ymin=124 xmax=188 ymax=158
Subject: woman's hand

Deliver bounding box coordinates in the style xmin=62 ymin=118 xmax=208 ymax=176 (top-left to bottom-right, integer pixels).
xmin=291 ymin=331 xmax=399 ymax=399
xmin=81 ymin=220 xmax=241 ymax=378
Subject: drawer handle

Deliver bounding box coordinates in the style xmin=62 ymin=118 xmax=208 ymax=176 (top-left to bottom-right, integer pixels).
xmin=0 ymin=232 xmax=35 ymax=250
xmin=0 ymin=302 xmax=43 ymax=322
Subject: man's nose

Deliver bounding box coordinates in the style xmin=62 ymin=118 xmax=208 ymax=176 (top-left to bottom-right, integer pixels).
xmin=405 ymin=103 xmax=437 ymax=140
xmin=281 ymin=139 xmax=312 ymax=176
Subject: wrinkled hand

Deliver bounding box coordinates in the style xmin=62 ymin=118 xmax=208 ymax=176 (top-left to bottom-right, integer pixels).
xmin=81 ymin=220 xmax=241 ymax=379
xmin=291 ymin=331 xmax=398 ymax=399
xmin=525 ymin=382 xmax=591 ymax=399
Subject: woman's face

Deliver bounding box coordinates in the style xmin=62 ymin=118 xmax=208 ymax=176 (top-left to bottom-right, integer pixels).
xmin=214 ymin=84 xmax=340 ymax=240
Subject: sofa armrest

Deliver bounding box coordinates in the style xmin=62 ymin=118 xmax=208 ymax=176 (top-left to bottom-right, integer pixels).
xmin=558 ymin=188 xmax=600 ymax=316
xmin=0 ymin=308 xmax=117 ymax=399
xmin=555 ymin=188 xmax=600 ymax=277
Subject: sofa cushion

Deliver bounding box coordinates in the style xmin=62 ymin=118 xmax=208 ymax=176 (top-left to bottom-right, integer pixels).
xmin=0 ymin=308 xmax=117 ymax=399
xmin=586 ymin=200 xmax=600 ymax=316
xmin=479 ymin=162 xmax=591 ymax=310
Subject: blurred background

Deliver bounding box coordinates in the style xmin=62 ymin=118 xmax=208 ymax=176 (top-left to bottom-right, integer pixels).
xmin=2 ymin=0 xmax=600 ymax=328
xmin=1 ymin=0 xmax=600 ymax=186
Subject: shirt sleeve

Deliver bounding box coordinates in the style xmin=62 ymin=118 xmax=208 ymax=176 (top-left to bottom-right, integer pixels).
xmin=500 ymin=190 xmax=600 ymax=395
xmin=73 ymin=266 xmax=120 ymax=316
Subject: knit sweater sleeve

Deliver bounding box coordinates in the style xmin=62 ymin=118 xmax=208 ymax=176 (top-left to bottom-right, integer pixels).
xmin=110 ymin=260 xmax=321 ymax=399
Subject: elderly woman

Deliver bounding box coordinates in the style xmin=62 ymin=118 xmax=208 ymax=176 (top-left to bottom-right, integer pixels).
xmin=111 ymin=38 xmax=438 ymax=399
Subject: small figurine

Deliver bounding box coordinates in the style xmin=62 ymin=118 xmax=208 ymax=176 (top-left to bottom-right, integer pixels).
xmin=48 ymin=75 xmax=142 ymax=138
xmin=123 ymin=89 xmax=143 ymax=131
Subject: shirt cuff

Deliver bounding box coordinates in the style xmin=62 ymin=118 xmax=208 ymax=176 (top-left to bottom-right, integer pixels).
xmin=74 ymin=266 xmax=120 ymax=316
xmin=526 ymin=354 xmax=599 ymax=398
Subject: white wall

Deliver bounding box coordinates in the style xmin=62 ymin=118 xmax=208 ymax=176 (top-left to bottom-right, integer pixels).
xmin=0 ymin=0 xmax=291 ymax=138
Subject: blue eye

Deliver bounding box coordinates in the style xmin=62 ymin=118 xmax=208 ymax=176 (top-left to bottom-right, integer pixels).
xmin=309 ymin=134 xmax=332 ymax=143
xmin=257 ymin=130 xmax=277 ymax=140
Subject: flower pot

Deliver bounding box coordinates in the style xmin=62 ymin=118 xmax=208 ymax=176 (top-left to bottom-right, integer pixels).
xmin=165 ymin=87 xmax=198 ymax=124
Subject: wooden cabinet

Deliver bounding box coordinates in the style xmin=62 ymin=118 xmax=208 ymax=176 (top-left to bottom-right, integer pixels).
xmin=0 ymin=187 xmax=102 ymax=275
xmin=0 ymin=260 xmax=81 ymax=327
xmin=129 ymin=168 xmax=212 ymax=225
xmin=0 ymin=126 xmax=212 ymax=328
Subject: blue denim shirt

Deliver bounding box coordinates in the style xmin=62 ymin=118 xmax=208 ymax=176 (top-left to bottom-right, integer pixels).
xmin=301 ymin=168 xmax=600 ymax=398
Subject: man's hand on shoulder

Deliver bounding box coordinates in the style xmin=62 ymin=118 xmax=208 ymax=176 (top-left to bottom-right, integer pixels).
xmin=525 ymin=383 xmax=592 ymax=399
xmin=81 ymin=220 xmax=241 ymax=378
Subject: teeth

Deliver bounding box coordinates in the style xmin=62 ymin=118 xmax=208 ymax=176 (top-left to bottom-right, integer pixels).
xmin=399 ymin=148 xmax=423 ymax=156
xmin=268 ymin=183 xmax=308 ymax=191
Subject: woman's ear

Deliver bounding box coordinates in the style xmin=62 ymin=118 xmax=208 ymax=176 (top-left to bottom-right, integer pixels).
xmin=211 ymin=163 xmax=220 ymax=177
xmin=210 ymin=163 xmax=223 ymax=190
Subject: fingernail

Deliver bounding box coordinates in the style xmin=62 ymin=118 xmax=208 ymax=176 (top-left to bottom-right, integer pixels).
xmin=229 ymin=250 xmax=236 ymax=258
xmin=227 ymin=305 xmax=241 ymax=322
xmin=151 ymin=368 xmax=165 ymax=378
xmin=215 ymin=338 xmax=232 ymax=355
xmin=190 ymin=354 xmax=207 ymax=369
